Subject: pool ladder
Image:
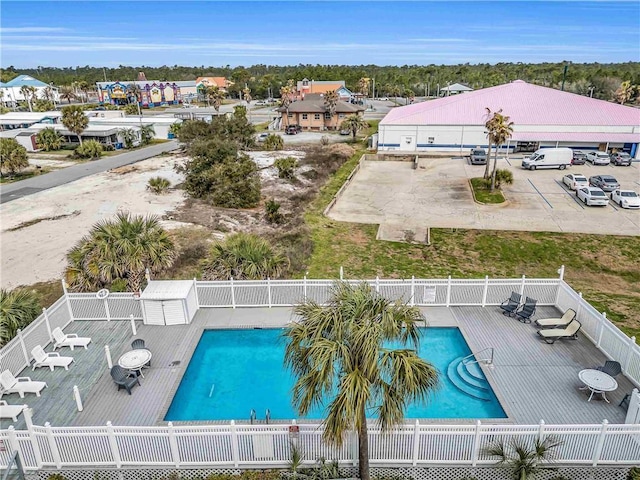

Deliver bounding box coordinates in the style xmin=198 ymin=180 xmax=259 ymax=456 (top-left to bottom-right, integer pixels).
xmin=265 ymin=409 xmax=271 ymax=424
xmin=249 ymin=409 xmax=271 ymax=424
xmin=250 ymin=409 xmax=256 ymax=424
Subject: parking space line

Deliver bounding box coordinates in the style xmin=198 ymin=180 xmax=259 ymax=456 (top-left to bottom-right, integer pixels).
xmin=609 ymin=201 xmax=619 ymax=212
xmin=505 ymin=157 xmax=512 ymax=166
xmin=528 ymin=179 xmax=553 ymax=209
xmin=554 ymin=180 xmax=584 ymax=209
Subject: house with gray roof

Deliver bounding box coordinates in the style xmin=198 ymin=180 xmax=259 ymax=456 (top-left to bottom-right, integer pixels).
xmin=278 ymin=93 xmax=364 ymax=131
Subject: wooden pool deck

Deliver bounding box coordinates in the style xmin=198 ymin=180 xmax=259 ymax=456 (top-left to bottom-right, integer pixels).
xmin=1 ymin=305 xmax=634 ymax=430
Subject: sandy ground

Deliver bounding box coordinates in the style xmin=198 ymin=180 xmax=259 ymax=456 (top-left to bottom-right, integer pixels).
xmin=0 ymin=154 xmax=188 ymax=289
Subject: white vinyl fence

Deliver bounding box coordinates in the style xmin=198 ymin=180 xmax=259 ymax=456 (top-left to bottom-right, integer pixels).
xmin=1 ymin=413 xmax=639 ymax=470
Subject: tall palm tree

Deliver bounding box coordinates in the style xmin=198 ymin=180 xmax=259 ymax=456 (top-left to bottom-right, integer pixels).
xmin=485 ymin=109 xmax=514 ymax=191
xmin=284 ymin=282 xmax=439 ymax=480
xmin=203 ymin=86 xmax=224 ymax=113
xmin=357 ymin=77 xmax=370 ymax=97
xmin=65 ymin=212 xmax=176 ymax=292
xmin=19 ymin=86 xmax=37 ymax=112
xmin=36 ymin=127 xmax=63 ymax=151
xmin=41 ymin=86 xmax=55 ymax=102
xmin=126 ymin=83 xmax=142 ymax=115
xmin=614 ymin=80 xmax=636 ymax=105
xmin=61 ymin=105 xmax=89 ymax=145
xmin=279 ymin=80 xmax=295 ymax=127
xmin=0 ymin=288 xmax=41 ymax=346
xmin=59 ymin=86 xmax=76 ymax=104
xmin=323 ymin=90 xmax=339 ymax=130
xmin=77 ymin=80 xmax=91 ymax=102
xmin=340 ymin=114 xmax=369 ymax=141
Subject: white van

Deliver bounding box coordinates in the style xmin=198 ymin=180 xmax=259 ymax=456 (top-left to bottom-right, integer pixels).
xmin=521 ymin=148 xmax=573 ymax=170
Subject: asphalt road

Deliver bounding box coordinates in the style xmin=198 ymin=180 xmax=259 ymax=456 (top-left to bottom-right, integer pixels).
xmin=0 ymin=140 xmax=179 ymax=204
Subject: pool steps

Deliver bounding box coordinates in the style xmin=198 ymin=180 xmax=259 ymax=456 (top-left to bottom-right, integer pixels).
xmin=446 ymin=356 xmax=492 ymax=401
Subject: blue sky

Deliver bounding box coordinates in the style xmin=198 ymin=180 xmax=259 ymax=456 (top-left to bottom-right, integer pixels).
xmin=1 ymin=1 xmax=639 ymax=67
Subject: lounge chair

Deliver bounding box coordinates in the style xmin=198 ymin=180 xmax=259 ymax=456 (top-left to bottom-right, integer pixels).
xmin=31 ymin=345 xmax=74 ymax=372
xmin=0 ymin=370 xmax=47 ymax=398
xmin=514 ymin=297 xmax=537 ymax=323
xmin=537 ymin=319 xmax=582 ymax=344
xmin=596 ymin=360 xmax=622 ymax=377
xmin=131 ymin=339 xmax=150 ymax=367
xmin=52 ymin=327 xmax=91 ymax=351
xmin=499 ymin=292 xmax=521 ymax=316
xmin=0 ymin=401 xmax=26 ymax=422
xmin=110 ymin=366 xmax=141 ymax=395
xmin=535 ymin=308 xmax=576 ymax=328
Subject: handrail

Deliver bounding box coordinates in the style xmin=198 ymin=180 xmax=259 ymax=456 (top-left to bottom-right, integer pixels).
xmin=462 ymin=347 xmax=494 ymax=367
xmin=250 ymin=409 xmax=256 ymax=425
xmin=265 ymin=409 xmax=271 ymax=424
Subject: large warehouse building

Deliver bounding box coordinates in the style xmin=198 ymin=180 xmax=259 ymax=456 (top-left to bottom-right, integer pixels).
xmin=377 ymin=80 xmax=640 ymax=159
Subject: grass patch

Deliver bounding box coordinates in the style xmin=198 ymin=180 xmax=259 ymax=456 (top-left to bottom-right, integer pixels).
xmin=470 ymin=178 xmax=505 ymax=204
xmin=28 ymin=280 xmax=64 ymax=310
xmin=254 ymin=122 xmax=271 ymax=132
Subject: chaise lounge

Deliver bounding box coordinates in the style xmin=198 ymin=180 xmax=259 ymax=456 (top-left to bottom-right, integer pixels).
xmin=535 ymin=308 xmax=576 ymax=328
xmin=537 ymin=319 xmax=582 ymax=344
xmin=31 ymin=345 xmax=74 ymax=371
xmin=52 ymin=327 xmax=91 ymax=351
xmin=0 ymin=400 xmax=26 ymax=422
xmin=0 ymin=370 xmax=48 ymax=398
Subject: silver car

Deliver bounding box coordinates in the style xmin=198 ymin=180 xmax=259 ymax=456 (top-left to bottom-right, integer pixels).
xmin=585 ymin=151 xmax=611 ymax=165
xmin=562 ymin=173 xmax=589 ymax=191
xmin=589 ymin=175 xmax=619 ymax=192
xmin=576 ymin=187 xmax=609 ymax=206
xmin=469 ymin=148 xmax=487 ymax=165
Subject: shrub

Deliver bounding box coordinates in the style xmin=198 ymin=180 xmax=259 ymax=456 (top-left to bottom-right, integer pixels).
xmin=265 ymin=199 xmax=284 ymax=224
xmin=201 ymin=233 xmax=289 ymax=280
xmin=274 ymin=156 xmax=298 ymax=179
xmin=263 ymin=134 xmax=284 ymax=151
xmin=320 ymin=135 xmax=330 ymax=146
xmin=147 ymin=176 xmax=171 ymax=194
xmin=325 ymin=143 xmax=355 ymax=160
xmin=124 ymin=103 xmax=139 ymax=115
xmin=0 ymin=288 xmax=40 ymax=346
xmin=36 ymin=127 xmax=64 ymax=151
xmin=73 ymin=140 xmax=103 ymax=160
xmin=628 ymin=467 xmax=640 ymax=480
xmin=33 ymin=99 xmax=55 ymax=112
xmin=494 ymin=168 xmax=514 ymax=188
xmin=0 ymin=137 xmax=29 ymax=175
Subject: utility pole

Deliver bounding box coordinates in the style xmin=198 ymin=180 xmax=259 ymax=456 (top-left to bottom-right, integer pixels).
xmin=372 ymin=77 xmax=376 ymax=99
xmin=561 ymin=64 xmax=568 ymax=91
xmin=103 ymin=67 xmax=107 ymax=82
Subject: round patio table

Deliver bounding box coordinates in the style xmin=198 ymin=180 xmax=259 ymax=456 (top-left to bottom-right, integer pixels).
xmin=118 ymin=349 xmax=152 ymax=378
xmin=578 ymin=369 xmax=617 ymax=403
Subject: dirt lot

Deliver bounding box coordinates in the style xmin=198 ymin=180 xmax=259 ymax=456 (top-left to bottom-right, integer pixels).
xmin=327 ymin=154 xmax=640 ymax=236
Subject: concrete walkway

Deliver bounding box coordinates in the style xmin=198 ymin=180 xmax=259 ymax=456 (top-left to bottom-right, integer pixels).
xmin=0 ymin=141 xmax=179 ymax=204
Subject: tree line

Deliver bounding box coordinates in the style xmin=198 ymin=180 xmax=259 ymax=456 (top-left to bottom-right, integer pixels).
xmin=2 ymin=62 xmax=639 ymax=101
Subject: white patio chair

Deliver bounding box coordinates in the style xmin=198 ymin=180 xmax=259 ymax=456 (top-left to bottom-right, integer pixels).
xmin=52 ymin=327 xmax=91 ymax=350
xmin=31 ymin=345 xmax=74 ymax=371
xmin=0 ymin=370 xmax=47 ymax=398
xmin=0 ymin=401 xmax=26 ymax=422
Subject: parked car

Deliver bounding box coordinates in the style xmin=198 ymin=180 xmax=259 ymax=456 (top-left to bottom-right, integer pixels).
xmin=285 ymin=125 xmax=298 ymax=135
xmin=521 ymin=148 xmax=572 ymax=170
xmin=469 ymin=148 xmax=487 ymax=165
xmin=339 ymin=129 xmax=350 ymax=135
xmin=589 ymin=175 xmax=619 ymax=192
xmin=576 ymin=187 xmax=609 ymax=206
xmin=255 ymin=100 xmax=267 ymax=106
xmin=610 ymin=152 xmax=633 ymax=166
xmin=562 ymin=173 xmax=589 ymax=191
xmin=610 ymin=189 xmax=640 ymax=209
xmin=571 ymin=150 xmax=586 ymax=165
xmin=585 ymin=151 xmax=610 ymax=165
xmin=256 ymin=132 xmax=269 ymax=142
xmin=378 ymin=97 xmax=389 ymax=101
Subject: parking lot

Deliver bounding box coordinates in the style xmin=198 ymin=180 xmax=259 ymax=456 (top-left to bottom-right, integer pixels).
xmin=327 ymin=154 xmax=640 ymax=236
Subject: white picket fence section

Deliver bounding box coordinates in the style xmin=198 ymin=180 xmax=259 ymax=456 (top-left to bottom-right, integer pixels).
xmin=2 ymin=415 xmax=639 ymax=470
xmin=2 ymin=270 xmax=640 ymax=471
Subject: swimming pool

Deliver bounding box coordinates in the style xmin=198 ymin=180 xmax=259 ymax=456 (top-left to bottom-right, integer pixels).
xmin=164 ymin=327 xmax=506 ymax=421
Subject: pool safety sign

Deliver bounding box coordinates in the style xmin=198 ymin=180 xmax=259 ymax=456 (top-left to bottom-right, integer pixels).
xmin=289 ymin=425 xmax=300 ymax=439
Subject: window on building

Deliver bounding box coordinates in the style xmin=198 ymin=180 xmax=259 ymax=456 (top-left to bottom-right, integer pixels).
xmin=324 ymin=112 xmax=331 ymax=120
xmin=338 ymin=113 xmax=345 ymax=118
xmin=428 ymin=137 xmax=435 ymax=144
xmin=288 ymin=113 xmax=293 ymax=118
xmin=302 ymin=114 xmax=308 ymax=120
xmin=314 ymin=113 xmax=321 ymax=120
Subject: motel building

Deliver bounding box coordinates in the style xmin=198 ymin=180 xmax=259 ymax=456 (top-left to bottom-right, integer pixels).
xmin=96 ymin=80 xmax=197 ymax=108
xmin=376 ymin=80 xmax=640 ymax=159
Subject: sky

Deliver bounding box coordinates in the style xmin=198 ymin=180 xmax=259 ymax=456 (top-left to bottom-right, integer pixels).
xmin=1 ymin=1 xmax=639 ymax=68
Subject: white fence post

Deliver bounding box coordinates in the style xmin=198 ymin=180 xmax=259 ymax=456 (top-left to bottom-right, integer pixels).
xmin=6 ymin=426 xmax=21 ymax=465
xmin=167 ymin=422 xmax=181 ymax=467
xmin=303 ymin=275 xmax=308 ymax=301
xmin=410 ymin=276 xmax=415 ymax=306
xmin=471 ymin=420 xmax=482 ymax=467
xmin=73 ymin=385 xmax=83 ymax=412
xmin=104 ymin=297 xmax=111 ymax=322
xmin=597 ymin=312 xmax=606 ymax=349
xmin=42 ymin=307 xmax=52 ymax=343
xmin=105 ymin=345 xmax=113 ymax=370
xmin=481 ymin=276 xmax=489 ymax=307
xmin=17 ymin=329 xmax=29 ymax=365
xmin=130 ymin=314 xmax=137 ymax=336
xmin=193 ymin=278 xmax=200 ymax=308
xmin=538 ymin=419 xmax=545 ymax=441
xmin=411 ymin=419 xmax=420 ymax=466
xmin=340 ymin=266 xmax=344 ymax=280
xmin=446 ymin=276 xmax=452 ymax=307
xmin=24 ymin=408 xmax=43 ymax=468
xmin=623 ymin=336 xmax=636 ymax=374
xmin=230 ymin=278 xmax=236 ymax=309
xmin=45 ymin=422 xmax=62 ymax=468
xmin=106 ymin=422 xmax=122 ymax=468
xmin=592 ymin=420 xmax=609 ymax=466
xmin=558 ymin=264 xmax=565 ymax=281
xmin=375 ymin=276 xmax=380 ymax=293
xmin=62 ymin=279 xmax=75 ymax=322
xmin=519 ymin=275 xmax=526 ymax=296
xmin=576 ymin=292 xmax=583 ymax=320
xmin=230 ymin=420 xmax=240 ymax=467
xmin=267 ymin=277 xmax=272 ymax=308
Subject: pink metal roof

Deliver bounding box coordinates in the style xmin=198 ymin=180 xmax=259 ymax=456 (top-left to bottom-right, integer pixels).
xmin=511 ymin=132 xmax=640 ymax=142
xmin=381 ymin=80 xmax=640 ymax=127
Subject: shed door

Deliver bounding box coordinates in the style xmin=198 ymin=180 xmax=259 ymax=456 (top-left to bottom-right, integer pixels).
xmin=144 ymin=301 xmax=165 ymax=325
xmin=401 ymin=135 xmax=416 ymax=151
xmin=163 ymin=300 xmax=186 ymax=325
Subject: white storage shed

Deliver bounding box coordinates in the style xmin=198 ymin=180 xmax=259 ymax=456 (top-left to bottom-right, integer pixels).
xmin=139 ymin=280 xmax=198 ymax=326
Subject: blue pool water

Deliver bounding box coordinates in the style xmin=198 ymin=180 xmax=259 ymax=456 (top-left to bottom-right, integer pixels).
xmin=165 ymin=328 xmax=506 ymax=421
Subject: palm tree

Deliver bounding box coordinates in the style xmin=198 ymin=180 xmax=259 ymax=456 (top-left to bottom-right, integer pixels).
xmin=614 ymin=80 xmax=636 ymax=105
xmin=126 ymin=84 xmax=142 ymax=115
xmin=279 ymin=81 xmax=295 ymax=127
xmin=284 ymin=282 xmax=439 ymax=480
xmin=201 ymin=233 xmax=288 ymax=280
xmin=484 ymin=436 xmax=561 ymax=480
xmin=77 ymin=80 xmax=91 ymax=102
xmin=139 ymin=124 xmax=155 ymax=145
xmin=36 ymin=127 xmax=63 ymax=151
xmin=323 ymin=90 xmax=339 ymax=130
xmin=485 ymin=109 xmax=514 ymax=191
xmin=59 ymin=86 xmax=76 ymax=104
xmin=41 ymin=86 xmax=55 ymax=102
xmin=61 ymin=105 xmax=89 ymax=145
xmin=0 ymin=288 xmax=41 ymax=346
xmin=202 ymin=86 xmax=224 ymax=112
xmin=357 ymin=77 xmax=370 ymax=97
xmin=19 ymin=86 xmax=36 ymax=112
xmin=65 ymin=212 xmax=176 ymax=292
xmin=119 ymin=127 xmax=137 ymax=149
xmin=340 ymin=114 xmax=369 ymax=141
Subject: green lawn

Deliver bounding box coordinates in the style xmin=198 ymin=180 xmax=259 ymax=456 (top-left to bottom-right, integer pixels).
xmin=470 ymin=177 xmax=505 ymax=204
